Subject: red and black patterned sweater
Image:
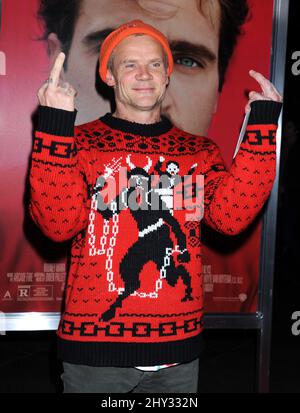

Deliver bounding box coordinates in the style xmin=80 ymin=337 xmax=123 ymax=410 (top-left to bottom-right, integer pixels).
xmin=29 ymin=100 xmax=282 ymax=366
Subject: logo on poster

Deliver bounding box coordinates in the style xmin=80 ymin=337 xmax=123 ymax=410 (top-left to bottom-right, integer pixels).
xmin=18 ymin=286 xmax=31 ymax=299
xmin=17 ymin=285 xmax=54 ymax=301
xmin=2 ymin=290 xmax=12 ymax=301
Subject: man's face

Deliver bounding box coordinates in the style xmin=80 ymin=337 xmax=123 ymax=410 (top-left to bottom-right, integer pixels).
xmin=106 ymin=35 xmax=169 ymax=112
xmin=49 ymin=0 xmax=221 ymax=135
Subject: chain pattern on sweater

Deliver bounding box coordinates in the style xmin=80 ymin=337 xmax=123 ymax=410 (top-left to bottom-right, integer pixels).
xmin=88 ymin=192 xmax=187 ymax=299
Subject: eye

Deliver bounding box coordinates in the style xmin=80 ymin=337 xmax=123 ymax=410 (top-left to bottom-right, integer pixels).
xmin=124 ymin=63 xmax=136 ymax=69
xmin=174 ymin=56 xmax=204 ymax=69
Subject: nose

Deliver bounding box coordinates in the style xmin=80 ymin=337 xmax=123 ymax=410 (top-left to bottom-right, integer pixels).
xmin=135 ymin=65 xmax=153 ymax=80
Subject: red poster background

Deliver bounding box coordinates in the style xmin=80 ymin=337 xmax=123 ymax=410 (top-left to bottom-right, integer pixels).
xmin=0 ymin=0 xmax=274 ymax=314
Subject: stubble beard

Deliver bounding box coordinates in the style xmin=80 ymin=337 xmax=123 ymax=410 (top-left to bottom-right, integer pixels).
xmin=115 ymin=82 xmax=167 ymax=112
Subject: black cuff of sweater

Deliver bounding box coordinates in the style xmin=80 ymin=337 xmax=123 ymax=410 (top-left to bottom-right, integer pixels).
xmin=248 ymin=100 xmax=282 ymax=125
xmin=37 ymin=106 xmax=77 ymax=137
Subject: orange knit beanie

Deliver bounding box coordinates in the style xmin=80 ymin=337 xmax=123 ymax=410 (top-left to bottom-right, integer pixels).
xmin=99 ymin=20 xmax=174 ymax=82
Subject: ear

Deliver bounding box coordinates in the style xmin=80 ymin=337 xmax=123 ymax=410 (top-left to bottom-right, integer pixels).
xmin=105 ymin=69 xmax=116 ymax=87
xmin=47 ymin=33 xmax=65 ymax=75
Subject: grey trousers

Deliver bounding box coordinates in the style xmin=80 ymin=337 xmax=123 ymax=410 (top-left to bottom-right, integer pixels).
xmin=61 ymin=359 xmax=199 ymax=393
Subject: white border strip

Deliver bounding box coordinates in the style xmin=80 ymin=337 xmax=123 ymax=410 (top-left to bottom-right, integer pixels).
xmin=2 ymin=312 xmax=60 ymax=331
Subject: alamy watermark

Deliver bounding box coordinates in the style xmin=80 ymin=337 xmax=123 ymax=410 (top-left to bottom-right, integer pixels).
xmin=93 ymin=166 xmax=205 ymax=222
xmin=291 ymin=51 xmax=300 ymax=76
xmin=291 ymin=311 xmax=300 ymax=336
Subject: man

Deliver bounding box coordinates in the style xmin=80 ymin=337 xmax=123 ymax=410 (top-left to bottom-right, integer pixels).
xmin=29 ymin=20 xmax=282 ymax=393
xmin=36 ymin=2 xmax=255 ymax=316
xmin=38 ymin=0 xmax=249 ymax=135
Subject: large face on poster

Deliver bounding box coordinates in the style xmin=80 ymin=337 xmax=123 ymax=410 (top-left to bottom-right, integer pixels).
xmin=0 ymin=0 xmax=275 ymax=316
xmin=49 ymin=0 xmax=220 ymax=136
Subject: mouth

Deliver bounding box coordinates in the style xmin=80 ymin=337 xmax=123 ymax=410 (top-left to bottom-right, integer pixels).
xmin=132 ymin=88 xmax=155 ymax=92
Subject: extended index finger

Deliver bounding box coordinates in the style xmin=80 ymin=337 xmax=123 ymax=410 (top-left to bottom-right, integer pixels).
xmin=249 ymin=70 xmax=280 ymax=98
xmin=48 ymin=52 xmax=65 ymax=87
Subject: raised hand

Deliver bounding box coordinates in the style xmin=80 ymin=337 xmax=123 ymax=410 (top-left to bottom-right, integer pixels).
xmin=245 ymin=69 xmax=282 ymax=113
xmin=37 ymin=52 xmax=77 ymax=111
